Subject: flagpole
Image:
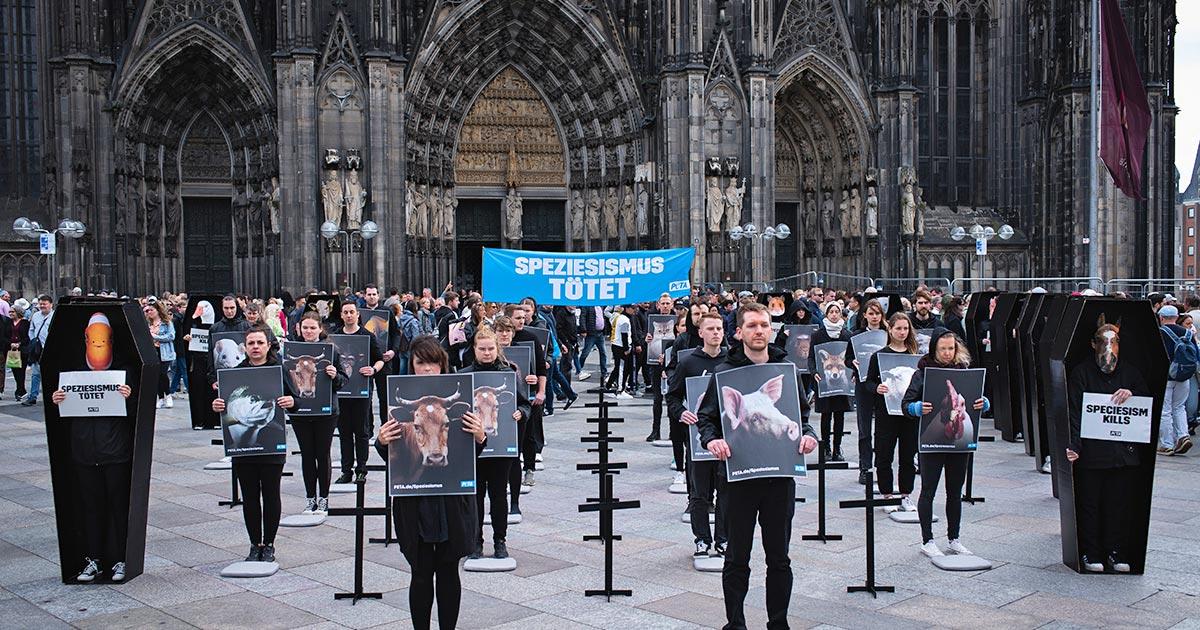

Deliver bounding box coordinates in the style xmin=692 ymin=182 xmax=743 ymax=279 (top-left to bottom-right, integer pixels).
xmin=1089 ymin=0 xmax=1100 ymax=286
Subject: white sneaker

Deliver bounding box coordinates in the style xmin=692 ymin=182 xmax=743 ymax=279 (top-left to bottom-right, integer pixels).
xmin=315 ymin=497 xmax=329 ymax=515
xmin=672 ymin=472 xmax=686 ymax=485
xmin=616 ymin=392 xmax=632 ymax=400
xmin=577 ymin=371 xmax=592 ymax=381
xmin=110 ymin=561 xmax=126 ymax=582
xmin=920 ymin=541 xmax=944 ymax=558
xmin=303 ymin=497 xmax=317 ymax=514
xmin=76 ymin=558 xmax=100 ymax=582
xmin=947 ymin=539 xmax=973 ymax=555
xmin=881 ymin=495 xmax=899 ymax=513
xmin=164 ymin=395 xmax=174 ymax=409
xmin=156 ymin=398 xmax=164 ymax=409
xmin=535 ymin=453 xmax=543 ymax=463
xmin=901 ymin=496 xmax=917 ymax=512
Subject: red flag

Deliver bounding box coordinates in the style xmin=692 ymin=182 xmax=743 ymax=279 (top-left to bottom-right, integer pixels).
xmin=1099 ymin=0 xmax=1151 ymax=199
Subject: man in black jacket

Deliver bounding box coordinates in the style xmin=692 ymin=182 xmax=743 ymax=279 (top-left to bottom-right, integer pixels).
xmin=910 ymin=290 xmax=943 ymax=330
xmin=363 ymin=284 xmax=401 ymax=426
xmin=508 ymin=304 xmax=547 ymax=486
xmin=696 ymin=302 xmax=818 ymax=630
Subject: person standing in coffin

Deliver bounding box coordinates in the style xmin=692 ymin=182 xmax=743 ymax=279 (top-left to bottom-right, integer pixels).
xmin=1065 ymin=316 xmax=1150 ymax=573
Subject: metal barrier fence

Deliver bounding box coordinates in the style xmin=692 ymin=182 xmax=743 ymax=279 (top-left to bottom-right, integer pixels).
xmin=1104 ymin=278 xmax=1200 ymax=298
xmin=950 ymin=277 xmax=1102 ymax=294
xmin=874 ymin=277 xmax=953 ymax=294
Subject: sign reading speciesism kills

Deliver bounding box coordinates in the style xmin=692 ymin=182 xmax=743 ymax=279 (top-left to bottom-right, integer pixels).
xmin=1079 ymin=392 xmax=1153 ymax=443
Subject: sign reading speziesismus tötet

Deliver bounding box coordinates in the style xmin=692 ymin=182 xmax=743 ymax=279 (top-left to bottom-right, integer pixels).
xmin=482 ymin=247 xmax=696 ymax=306
xmin=1079 ymin=392 xmax=1153 ymax=444
xmin=57 ymin=370 xmax=127 ymax=417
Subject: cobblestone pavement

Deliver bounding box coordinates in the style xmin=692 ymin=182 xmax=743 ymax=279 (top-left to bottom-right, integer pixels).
xmin=0 ymin=366 xmax=1197 ymax=629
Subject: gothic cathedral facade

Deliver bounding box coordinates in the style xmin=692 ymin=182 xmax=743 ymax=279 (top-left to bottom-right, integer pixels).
xmin=1 ymin=0 xmax=1177 ymax=295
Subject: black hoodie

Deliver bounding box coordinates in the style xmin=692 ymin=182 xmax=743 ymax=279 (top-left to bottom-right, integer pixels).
xmin=695 ymin=344 xmax=816 ymax=448
xmin=1066 ymin=359 xmax=1149 ymax=469
xmin=901 ymin=327 xmax=990 ymax=418
xmin=665 ymin=345 xmax=726 ymax=423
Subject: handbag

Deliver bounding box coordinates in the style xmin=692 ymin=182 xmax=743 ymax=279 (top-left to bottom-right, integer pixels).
xmin=5 ymin=350 xmax=21 ymax=369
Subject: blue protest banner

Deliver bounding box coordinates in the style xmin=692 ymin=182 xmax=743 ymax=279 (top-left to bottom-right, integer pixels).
xmin=482 ymin=247 xmax=695 ymax=306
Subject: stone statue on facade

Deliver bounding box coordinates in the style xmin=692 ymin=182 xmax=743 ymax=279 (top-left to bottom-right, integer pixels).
xmin=602 ymin=186 xmax=618 ymax=239
xmin=705 ymin=176 xmax=724 ymax=232
xmin=248 ymin=181 xmax=265 ymax=257
xmin=232 ymin=181 xmax=249 ymax=257
xmin=415 ymin=183 xmax=430 ymax=238
xmin=570 ymin=189 xmax=585 ymax=240
xmin=636 ymin=183 xmax=649 ymax=236
xmin=321 ymin=167 xmax=344 ymax=226
xmin=586 ymin=187 xmax=602 ymax=239
xmin=802 ymin=190 xmax=818 ymax=235
xmin=165 ymin=182 xmax=181 ymax=257
xmin=915 ymin=186 xmax=927 ymax=237
xmin=865 ymin=185 xmax=878 ymax=237
xmin=849 ymin=187 xmax=862 ymax=238
xmin=838 ymin=188 xmax=850 ymax=239
xmin=504 ymin=187 xmax=523 ymax=241
xmin=442 ymin=188 xmax=458 ymax=239
xmin=820 ymin=189 xmax=836 ymax=237
xmin=127 ymin=176 xmax=143 ymax=254
xmin=724 ymin=178 xmax=745 ymax=233
xmin=114 ymin=171 xmax=127 ymax=234
xmin=427 ymin=186 xmax=443 ymax=238
xmin=145 ymin=179 xmax=163 ymax=256
xmin=620 ymin=184 xmax=636 ymax=237
xmin=343 ymin=167 xmax=366 ymax=229
xmin=900 ymin=182 xmax=916 ymax=236
xmin=266 ymin=176 xmax=281 ymax=235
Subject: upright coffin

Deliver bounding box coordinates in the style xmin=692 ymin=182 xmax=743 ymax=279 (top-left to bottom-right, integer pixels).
xmin=988 ymin=293 xmax=1026 ymax=442
xmin=1047 ymin=298 xmax=1164 ymax=574
xmin=39 ymin=299 xmax=159 ymax=583
xmin=1038 ymin=294 xmax=1072 ymax=498
xmin=1024 ymin=294 xmax=1062 ymax=474
xmin=964 ymin=290 xmax=1001 ymax=364
xmin=1015 ymin=293 xmax=1047 ymax=457
xmin=184 ymin=293 xmax=225 ymax=429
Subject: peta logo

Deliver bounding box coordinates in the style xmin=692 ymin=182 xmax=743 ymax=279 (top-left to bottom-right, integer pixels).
xmin=669 ymin=280 xmax=690 ymax=292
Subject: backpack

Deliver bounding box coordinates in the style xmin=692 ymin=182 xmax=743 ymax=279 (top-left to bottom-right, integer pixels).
xmin=1163 ymin=326 xmax=1199 ymax=382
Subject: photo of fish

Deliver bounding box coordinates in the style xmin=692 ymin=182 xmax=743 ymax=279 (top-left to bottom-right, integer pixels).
xmin=218 ymin=365 xmax=287 ymax=457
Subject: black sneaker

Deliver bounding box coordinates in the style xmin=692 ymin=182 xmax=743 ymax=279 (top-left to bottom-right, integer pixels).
xmin=544 ymin=408 xmax=555 ymax=417
xmin=493 ymin=540 xmax=508 ymax=559
xmin=712 ymin=541 xmax=727 ymax=557
xmin=335 ymin=471 xmax=353 ymax=485
xmin=246 ymin=545 xmax=262 ymax=562
xmin=563 ymin=396 xmax=578 ymax=411
xmin=354 ymin=470 xmax=367 ymax=484
xmin=20 ymin=398 xmax=36 ymax=406
xmin=260 ymin=544 xmax=275 ymax=563
xmin=831 ymin=448 xmax=846 ymax=462
xmin=1107 ymin=552 xmax=1130 ymax=573
xmin=858 ymin=470 xmax=870 ymax=485
xmin=645 ymin=432 xmax=660 ymax=443
xmin=694 ymin=540 xmax=711 ymax=557
xmin=510 ymin=505 xmax=521 ymax=517
xmin=468 ymin=542 xmax=483 ymax=560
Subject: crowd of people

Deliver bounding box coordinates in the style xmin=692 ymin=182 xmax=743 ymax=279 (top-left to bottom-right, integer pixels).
xmin=2 ymin=281 xmax=1196 ymax=629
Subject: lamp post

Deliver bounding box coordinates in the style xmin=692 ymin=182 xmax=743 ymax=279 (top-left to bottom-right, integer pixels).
xmin=13 ymin=217 xmax=87 ymax=297
xmin=320 ymin=220 xmax=379 ymax=290
xmin=729 ymin=222 xmax=792 ymax=290
xmin=950 ymin=222 xmax=1013 ymax=292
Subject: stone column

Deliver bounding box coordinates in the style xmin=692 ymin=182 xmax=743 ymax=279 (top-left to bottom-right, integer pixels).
xmin=277 ymin=54 xmax=320 ymax=291
xmin=746 ymin=71 xmax=773 ymax=282
xmin=366 ymin=56 xmax=406 ymax=287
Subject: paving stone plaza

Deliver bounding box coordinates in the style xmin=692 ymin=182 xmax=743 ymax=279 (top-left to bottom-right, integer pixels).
xmin=0 ymin=360 xmax=1198 ymax=630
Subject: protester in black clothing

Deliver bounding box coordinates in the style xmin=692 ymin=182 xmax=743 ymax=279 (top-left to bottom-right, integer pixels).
xmin=847 ymin=298 xmax=886 ymax=483
xmin=811 ymin=302 xmax=853 ymax=461
xmin=376 ymin=337 xmax=486 ymax=630
xmin=492 ymin=316 xmax=533 ymax=519
xmin=629 ymin=303 xmax=647 ymax=392
xmin=458 ymin=327 xmax=530 ymax=560
xmin=363 ymin=284 xmax=401 ymax=426
xmin=507 ymin=304 xmax=547 ymax=487
xmin=211 ymin=326 xmax=296 ymax=563
xmin=669 ymin=301 xmax=708 ymax=357
xmin=645 ymin=294 xmax=677 ymax=441
xmin=903 ymin=328 xmax=990 ymax=558
xmin=292 ymin=312 xmax=348 ymax=514
xmin=434 ymin=290 xmax=460 ymax=341
xmin=696 ymin=302 xmax=818 ymax=630
xmin=552 ymin=305 xmax=578 ymax=381
xmin=910 ymin=290 xmax=943 ymax=330
xmin=864 ymin=312 xmax=920 ymax=511
xmin=332 ymin=301 xmax=385 ymax=484
xmin=1065 ymin=322 xmax=1150 ymax=573
xmin=666 ymin=311 xmax=728 ymax=557
xmin=942 ymin=296 xmax=967 ymax=340
xmin=205 ymin=295 xmax=251 ymax=385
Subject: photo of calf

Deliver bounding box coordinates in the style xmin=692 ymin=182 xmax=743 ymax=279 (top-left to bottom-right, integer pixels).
xmin=876 ymin=353 xmax=922 ymax=416
xmin=329 ymin=334 xmax=370 ymax=398
xmin=783 ymin=325 xmax=817 ymax=373
xmin=919 ymin=367 xmax=987 ymax=453
xmin=686 ymin=374 xmax=716 ymax=462
xmin=218 ymin=365 xmax=287 ymax=457
xmin=814 ymin=341 xmax=851 ymax=397
xmin=715 ymin=364 xmax=806 ymax=481
xmin=473 ymin=371 xmax=519 ymax=458
xmin=281 ymin=341 xmax=335 ymax=416
xmin=211 ymin=332 xmax=247 ymax=371
xmin=386 ymin=374 xmax=477 ymax=497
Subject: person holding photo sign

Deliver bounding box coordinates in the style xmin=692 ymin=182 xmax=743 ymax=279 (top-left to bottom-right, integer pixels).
xmin=810 ymin=302 xmax=852 ymax=462
xmin=333 ymin=301 xmax=385 ymax=484
xmin=864 ymin=312 xmax=920 ymax=512
xmin=1065 ymin=318 xmax=1150 ymax=573
xmin=293 ymin=312 xmax=348 ymax=514
xmin=376 ymin=337 xmax=485 ymax=630
xmin=903 ymin=328 xmax=990 ymax=559
xmin=696 ymin=302 xmax=818 ymax=630
xmin=212 ymin=326 xmax=295 ymax=563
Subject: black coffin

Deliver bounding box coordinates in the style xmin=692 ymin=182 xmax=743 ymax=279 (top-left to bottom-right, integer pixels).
xmin=1047 ymin=298 xmax=1164 ymax=574
xmin=1015 ymin=293 xmax=1047 ymax=457
xmin=39 ymin=299 xmax=159 ymax=583
xmin=989 ymin=293 xmax=1026 ymax=442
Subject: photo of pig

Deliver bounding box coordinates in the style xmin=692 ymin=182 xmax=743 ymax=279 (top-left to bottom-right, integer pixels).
xmin=647 ymin=314 xmax=677 ymax=363
xmin=386 ymin=374 xmax=477 ymax=497
xmin=472 ymin=371 xmax=519 ymax=458
xmin=876 ymin=353 xmax=922 ymax=416
xmin=814 ymin=341 xmax=851 ymax=397
xmin=210 ymin=332 xmax=247 ymax=371
xmin=714 ymin=364 xmax=806 ymax=481
xmin=783 ymin=325 xmax=817 ymax=373
xmin=686 ymin=374 xmax=716 ymax=462
xmin=329 ymin=334 xmax=370 ymax=398
xmin=281 ymin=341 xmax=335 ymax=416
xmin=919 ymin=367 xmax=986 ymax=453
xmin=217 ymin=365 xmax=287 ymax=457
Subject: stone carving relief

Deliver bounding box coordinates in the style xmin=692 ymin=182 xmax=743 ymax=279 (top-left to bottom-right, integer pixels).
xmin=232 ymin=180 xmax=249 ymax=257
xmin=321 ymin=69 xmax=363 ymax=112
xmin=602 ymin=186 xmax=619 ymax=239
xmin=265 ymin=176 xmax=281 ymax=235
xmin=848 ymin=187 xmax=862 ymax=239
xmin=821 ymin=189 xmax=836 ymax=236
xmin=248 ymin=180 xmax=265 ymax=257
xmin=586 ymin=187 xmax=602 ymax=239
xmin=164 ymin=179 xmax=181 ymax=257
xmin=144 ymin=0 xmax=244 ymax=44
xmin=321 ymin=149 xmax=345 ymax=225
xmin=900 ymin=166 xmax=917 ymax=236
xmin=706 ymin=176 xmax=725 ymax=232
xmin=865 ymin=185 xmax=878 ymax=237
xmin=774 ymin=0 xmax=854 ymax=68
xmin=803 ymin=190 xmax=818 ymax=235
xmin=620 ymin=184 xmax=636 ymax=237
xmin=405 ymin=180 xmax=425 ymax=238
xmin=838 ymin=188 xmax=850 ymax=239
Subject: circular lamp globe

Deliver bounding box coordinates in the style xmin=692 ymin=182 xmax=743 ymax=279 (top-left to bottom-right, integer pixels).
xmin=360 ymin=220 xmax=380 ymax=240
xmin=998 ymin=224 xmax=1015 ymax=240
xmin=320 ymin=221 xmax=340 ymax=240
xmin=775 ymin=224 xmax=791 ymax=239
xmin=762 ymin=226 xmax=777 ymax=239
xmin=982 ymin=226 xmax=996 ymax=240
xmin=728 ymin=225 xmax=744 ymax=241
xmin=743 ymin=223 xmax=758 ymax=237
xmin=12 ymin=217 xmax=33 ymax=238
xmin=950 ymin=226 xmax=967 ymax=241
xmin=969 ymin=224 xmax=986 ymax=241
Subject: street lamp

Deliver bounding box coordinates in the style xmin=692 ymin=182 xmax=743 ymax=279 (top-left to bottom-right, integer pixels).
xmin=319 ymin=220 xmax=380 ymax=290
xmin=729 ymin=222 xmax=792 ymax=290
xmin=951 ymin=222 xmax=1013 ymax=291
xmin=12 ymin=216 xmax=87 ymax=297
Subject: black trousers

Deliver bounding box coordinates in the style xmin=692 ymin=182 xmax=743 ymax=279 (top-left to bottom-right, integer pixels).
xmin=650 ymin=366 xmax=664 ymax=433
xmin=509 ymin=420 xmax=528 ymax=509
xmin=688 ymin=459 xmax=727 ymax=545
xmin=722 ymin=476 xmax=795 ymax=630
xmin=476 ymin=458 xmax=512 ymax=544
xmin=10 ymin=363 xmax=27 ymax=397
xmin=233 ymin=460 xmax=283 ymax=546
xmin=917 ymin=452 xmax=968 ymax=543
xmin=338 ymin=397 xmax=372 ymax=474
xmin=293 ymin=416 xmax=336 ymax=497
xmin=874 ymin=413 xmax=917 ymax=495
xmin=854 ymin=382 xmax=874 ymax=469
xmin=669 ymin=415 xmax=688 ymax=472
xmin=157 ymin=362 xmax=170 ymax=398
xmin=75 ymin=461 xmax=131 ymax=566
xmin=605 ymin=346 xmax=629 ymax=390
xmin=820 ymin=412 xmax=845 ymax=451
xmin=404 ymin=541 xmax=462 ymax=630
xmin=522 ymin=403 xmax=543 ymax=472
xmin=1075 ymin=465 xmax=1135 ymax=558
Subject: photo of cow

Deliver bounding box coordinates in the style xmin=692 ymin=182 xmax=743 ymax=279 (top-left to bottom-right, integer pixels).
xmin=304 ymin=294 xmax=341 ymax=333
xmin=472 ymin=371 xmax=519 ymax=458
xmin=814 ymin=341 xmax=851 ymax=397
xmin=686 ymin=374 xmax=716 ymax=462
xmin=210 ymin=332 xmax=247 ymax=372
xmin=783 ymin=325 xmax=817 ymax=373
xmin=360 ymin=309 xmax=391 ymax=353
xmin=919 ymin=367 xmax=986 ymax=453
xmin=647 ymin=314 xmax=677 ymax=363
xmin=386 ymin=374 xmax=477 ymax=497
xmin=715 ymin=364 xmax=806 ymax=481
xmin=218 ymin=365 xmax=288 ymax=457
xmin=509 ymin=343 xmax=534 ymax=397
xmin=876 ymin=353 xmax=922 ymax=416
xmin=851 ymin=330 xmax=887 ymax=374
xmin=281 ymin=341 xmax=335 ymax=416
xmin=329 ymin=334 xmax=370 ymax=398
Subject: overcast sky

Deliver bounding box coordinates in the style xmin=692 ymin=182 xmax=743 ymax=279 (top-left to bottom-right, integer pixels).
xmin=1177 ymin=4 xmax=1200 ymax=190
